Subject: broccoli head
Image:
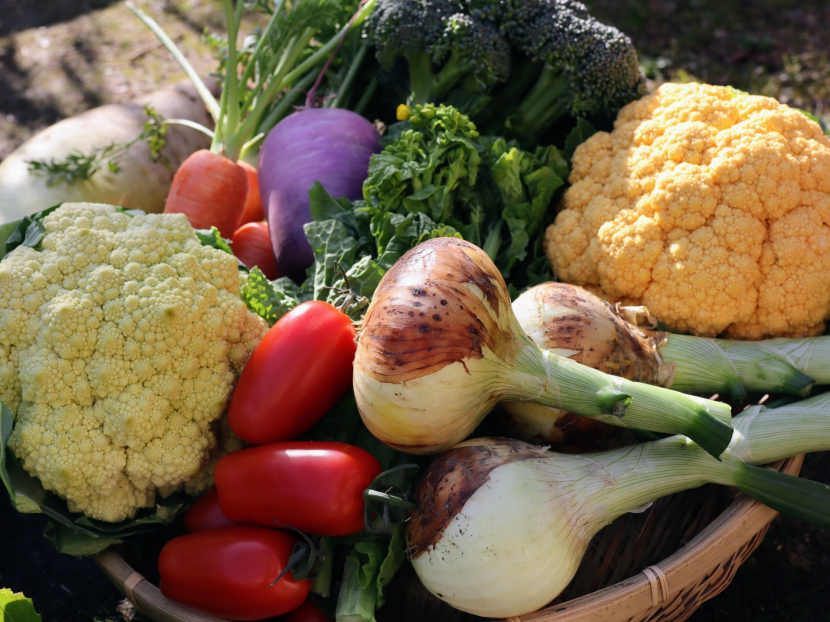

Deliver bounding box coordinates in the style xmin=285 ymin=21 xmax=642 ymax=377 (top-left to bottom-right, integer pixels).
xmin=369 ymin=0 xmax=646 ymax=143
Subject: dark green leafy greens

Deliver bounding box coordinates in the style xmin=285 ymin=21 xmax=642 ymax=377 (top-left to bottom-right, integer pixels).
xmin=562 ymin=117 xmax=598 ymax=162
xmin=194 ymin=226 xmax=250 ymax=271
xmin=0 ymin=205 xmax=64 ymax=260
xmin=367 ymin=104 xmax=567 ymax=288
xmin=334 ymin=525 xmax=406 ymax=622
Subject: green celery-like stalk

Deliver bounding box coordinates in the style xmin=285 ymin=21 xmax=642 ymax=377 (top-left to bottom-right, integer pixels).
xmin=511 ymin=341 xmax=735 ymax=459
xmin=658 ymin=334 xmax=748 ymax=399
xmin=335 ymin=556 xmax=377 ymax=622
xmin=663 ymin=334 xmax=816 ymax=398
xmin=582 ymin=391 xmax=830 ymax=531
xmin=755 ymin=337 xmax=830 ymax=388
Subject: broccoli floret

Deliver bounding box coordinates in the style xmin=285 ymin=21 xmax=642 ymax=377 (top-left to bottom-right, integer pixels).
xmin=367 ymin=0 xmax=511 ymax=105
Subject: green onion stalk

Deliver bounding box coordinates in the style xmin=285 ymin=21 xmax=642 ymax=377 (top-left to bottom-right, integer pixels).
xmin=126 ymin=0 xmax=377 ymax=163
xmin=503 ymin=282 xmax=824 ymax=446
xmin=407 ymin=391 xmax=830 ymax=618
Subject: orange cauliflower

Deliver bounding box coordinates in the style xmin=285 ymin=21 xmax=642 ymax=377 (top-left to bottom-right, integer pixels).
xmin=545 ymin=82 xmax=830 ymax=339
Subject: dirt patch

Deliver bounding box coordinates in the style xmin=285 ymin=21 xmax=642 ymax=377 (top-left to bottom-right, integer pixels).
xmin=0 ymin=0 xmax=233 ymax=159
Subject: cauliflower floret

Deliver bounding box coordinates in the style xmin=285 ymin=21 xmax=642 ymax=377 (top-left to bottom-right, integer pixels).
xmin=545 ymin=83 xmax=830 ymax=338
xmin=2 ymin=203 xmax=268 ymax=522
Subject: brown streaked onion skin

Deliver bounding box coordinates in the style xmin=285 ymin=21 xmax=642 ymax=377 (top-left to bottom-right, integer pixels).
xmin=513 ymin=282 xmax=673 ymax=385
xmin=356 ymin=237 xmax=518 ymax=385
xmin=354 ymin=237 xmax=530 ymax=454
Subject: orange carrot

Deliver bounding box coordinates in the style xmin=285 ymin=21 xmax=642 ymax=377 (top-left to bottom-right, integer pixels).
xmin=164 ymin=149 xmax=248 ymax=239
xmin=237 ymin=160 xmax=265 ymax=225
xmin=232 ymin=221 xmax=280 ymax=280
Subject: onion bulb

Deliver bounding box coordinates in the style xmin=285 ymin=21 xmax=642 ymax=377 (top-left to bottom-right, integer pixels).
xmin=408 ymin=391 xmax=830 ymax=618
xmin=353 ymin=238 xmax=733 ymax=458
xmin=504 ymin=282 xmax=818 ymax=445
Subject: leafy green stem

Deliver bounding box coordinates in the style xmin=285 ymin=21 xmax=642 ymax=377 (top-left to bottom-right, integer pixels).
xmin=330 ymin=41 xmax=370 ymax=109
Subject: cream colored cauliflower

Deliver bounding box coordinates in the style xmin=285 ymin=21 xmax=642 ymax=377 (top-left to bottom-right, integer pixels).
xmin=545 ymin=82 xmax=830 ymax=339
xmin=0 ymin=203 xmax=268 ymax=522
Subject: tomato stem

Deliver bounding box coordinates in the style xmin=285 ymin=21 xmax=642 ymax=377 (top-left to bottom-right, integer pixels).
xmin=321 ymin=261 xmax=370 ymax=320
xmin=268 ymin=521 xmax=321 ymax=586
xmin=362 ymin=464 xmax=420 ymax=533
xmin=363 ymin=489 xmax=419 ymax=511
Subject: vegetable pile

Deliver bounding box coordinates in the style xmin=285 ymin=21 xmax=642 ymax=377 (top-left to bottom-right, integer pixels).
xmin=5 ymin=1 xmax=830 ymax=622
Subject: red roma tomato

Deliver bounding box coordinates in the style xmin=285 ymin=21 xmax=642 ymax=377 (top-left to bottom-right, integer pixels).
xmin=158 ymin=525 xmax=311 ymax=621
xmin=276 ymin=598 xmax=333 ymax=622
xmin=229 ymin=301 xmax=356 ymax=445
xmin=214 ymin=442 xmax=381 ymax=536
xmin=232 ymin=221 xmax=279 ymax=280
xmin=183 ymin=485 xmax=238 ymax=533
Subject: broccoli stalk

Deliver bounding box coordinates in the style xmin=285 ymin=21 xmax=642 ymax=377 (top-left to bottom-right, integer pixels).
xmin=505 ymin=66 xmax=572 ymax=139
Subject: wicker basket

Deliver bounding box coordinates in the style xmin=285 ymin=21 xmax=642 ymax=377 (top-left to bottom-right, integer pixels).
xmin=92 ymin=454 xmax=803 ymax=622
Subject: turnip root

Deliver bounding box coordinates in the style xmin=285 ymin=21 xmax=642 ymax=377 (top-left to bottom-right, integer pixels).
xmin=258 ymin=108 xmax=381 ymax=282
xmin=0 ymin=81 xmax=214 ymax=224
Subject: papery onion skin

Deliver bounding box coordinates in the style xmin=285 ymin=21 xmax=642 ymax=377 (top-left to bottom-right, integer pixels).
xmin=354 ymin=237 xmax=536 ymax=454
xmin=512 ymin=283 xmax=673 ymax=384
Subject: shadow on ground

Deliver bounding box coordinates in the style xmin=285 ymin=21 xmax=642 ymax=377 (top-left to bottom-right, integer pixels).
xmin=0 ymin=0 xmax=120 ymax=36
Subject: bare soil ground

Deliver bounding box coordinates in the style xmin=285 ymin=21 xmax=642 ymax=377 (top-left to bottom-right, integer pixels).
xmin=1 ymin=1 xmax=829 ymax=621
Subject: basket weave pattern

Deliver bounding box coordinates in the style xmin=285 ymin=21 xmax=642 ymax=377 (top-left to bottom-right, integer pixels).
xmin=627 ymin=527 xmax=768 ymax=622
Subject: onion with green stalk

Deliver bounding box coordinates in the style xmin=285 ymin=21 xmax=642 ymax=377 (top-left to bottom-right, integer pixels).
xmin=353 ymin=237 xmax=734 ymax=459
xmin=407 ymin=391 xmax=830 ymax=618
xmin=502 ymin=282 xmax=823 ymax=446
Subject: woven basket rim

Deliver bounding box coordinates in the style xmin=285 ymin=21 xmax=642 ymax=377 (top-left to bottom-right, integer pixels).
xmin=93 ymin=454 xmax=804 ymax=622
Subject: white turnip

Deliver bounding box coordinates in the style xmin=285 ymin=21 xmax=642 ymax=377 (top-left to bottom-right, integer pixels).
xmin=0 ymin=81 xmax=213 ymax=224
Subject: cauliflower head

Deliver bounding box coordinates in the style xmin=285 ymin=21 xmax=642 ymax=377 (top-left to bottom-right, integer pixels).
xmin=0 ymin=203 xmax=268 ymax=522
xmin=545 ymin=82 xmax=830 ymax=339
